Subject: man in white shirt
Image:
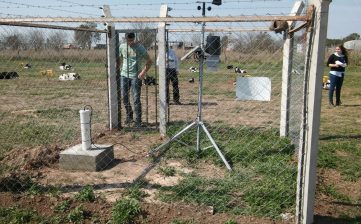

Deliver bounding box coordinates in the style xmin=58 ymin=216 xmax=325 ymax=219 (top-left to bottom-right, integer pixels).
xmin=165 ymin=46 xmax=181 ymax=105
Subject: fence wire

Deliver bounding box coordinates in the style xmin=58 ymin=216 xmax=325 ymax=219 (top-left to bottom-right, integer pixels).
xmin=0 ymin=12 xmax=309 ymax=223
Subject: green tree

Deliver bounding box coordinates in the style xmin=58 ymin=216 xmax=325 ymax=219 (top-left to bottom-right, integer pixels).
xmin=132 ymin=23 xmax=156 ymax=49
xmin=326 ymin=33 xmax=360 ymax=47
xmin=46 ymin=31 xmax=68 ymax=50
xmin=326 ymin=38 xmax=342 ymax=47
xmin=5 ymin=34 xmax=23 ymax=50
xmin=342 ymin=33 xmax=360 ymax=42
xmin=28 ymin=30 xmax=44 ymax=51
xmin=234 ymin=32 xmax=279 ymax=53
xmin=74 ymin=22 xmax=101 ymax=49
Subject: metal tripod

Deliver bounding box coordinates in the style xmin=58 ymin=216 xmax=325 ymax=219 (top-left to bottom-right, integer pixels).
xmin=148 ymin=2 xmax=231 ymax=171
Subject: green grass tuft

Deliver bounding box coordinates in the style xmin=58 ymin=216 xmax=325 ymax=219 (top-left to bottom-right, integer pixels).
xmin=111 ymin=198 xmax=141 ymax=224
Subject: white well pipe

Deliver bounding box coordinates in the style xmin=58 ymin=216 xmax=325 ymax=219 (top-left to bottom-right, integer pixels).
xmin=79 ymin=109 xmax=91 ymax=150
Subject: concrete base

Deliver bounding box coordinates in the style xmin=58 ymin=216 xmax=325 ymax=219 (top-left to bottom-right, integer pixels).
xmin=59 ymin=144 xmax=114 ymax=171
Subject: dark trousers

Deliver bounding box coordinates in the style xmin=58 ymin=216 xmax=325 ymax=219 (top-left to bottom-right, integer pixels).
xmin=166 ymin=68 xmax=180 ymax=103
xmin=328 ymin=73 xmax=344 ymax=105
xmin=121 ymin=76 xmax=142 ymax=123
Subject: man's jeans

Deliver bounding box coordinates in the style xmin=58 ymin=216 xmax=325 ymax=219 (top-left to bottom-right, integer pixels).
xmin=328 ymin=73 xmax=344 ymax=105
xmin=121 ymin=76 xmax=142 ymax=123
xmin=166 ymin=68 xmax=180 ymax=103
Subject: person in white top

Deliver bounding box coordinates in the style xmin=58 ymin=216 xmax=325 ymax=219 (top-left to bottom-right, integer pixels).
xmin=327 ymin=45 xmax=348 ymax=106
xmin=162 ymin=46 xmax=181 ymax=105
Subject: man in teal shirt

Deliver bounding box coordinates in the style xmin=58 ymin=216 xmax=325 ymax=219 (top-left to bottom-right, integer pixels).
xmin=119 ymin=32 xmax=152 ymax=126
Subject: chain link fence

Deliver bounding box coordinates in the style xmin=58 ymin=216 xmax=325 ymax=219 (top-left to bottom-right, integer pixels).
xmin=0 ymin=3 xmax=312 ymax=223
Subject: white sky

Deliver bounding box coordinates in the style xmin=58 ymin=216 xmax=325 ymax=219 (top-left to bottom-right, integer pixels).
xmin=0 ymin=0 xmax=359 ymax=39
xmin=328 ymin=0 xmax=361 ymax=39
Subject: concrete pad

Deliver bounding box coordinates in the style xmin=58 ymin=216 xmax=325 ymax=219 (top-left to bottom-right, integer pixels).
xmin=59 ymin=144 xmax=114 ymax=171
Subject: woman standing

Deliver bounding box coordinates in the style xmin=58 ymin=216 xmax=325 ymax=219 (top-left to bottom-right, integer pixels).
xmin=327 ymin=45 xmax=348 ymax=106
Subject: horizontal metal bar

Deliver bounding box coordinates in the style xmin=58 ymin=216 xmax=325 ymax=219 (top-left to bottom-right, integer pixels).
xmin=168 ymin=27 xmax=270 ymax=32
xmin=0 ymin=15 xmax=308 ymax=23
xmin=0 ymin=21 xmax=107 ymax=33
xmin=115 ymin=29 xmax=157 ymax=33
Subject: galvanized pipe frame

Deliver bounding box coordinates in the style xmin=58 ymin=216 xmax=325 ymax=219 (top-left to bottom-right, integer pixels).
xmin=0 ymin=15 xmax=308 ymax=23
xmin=0 ymin=21 xmax=107 ymax=33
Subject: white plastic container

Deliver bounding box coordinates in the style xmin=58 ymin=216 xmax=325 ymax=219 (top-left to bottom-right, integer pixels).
xmin=79 ymin=109 xmax=91 ymax=150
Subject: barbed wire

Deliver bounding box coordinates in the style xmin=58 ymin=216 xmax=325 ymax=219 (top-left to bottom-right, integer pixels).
xmin=0 ymin=1 xmax=296 ymax=12
xmin=0 ymin=0 xmax=292 ymax=9
xmin=0 ymin=0 xmax=100 ymax=17
xmin=0 ymin=0 xmax=300 ymax=19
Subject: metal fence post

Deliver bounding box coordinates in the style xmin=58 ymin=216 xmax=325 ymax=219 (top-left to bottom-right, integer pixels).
xmin=157 ymin=5 xmax=168 ymax=137
xmin=103 ymin=5 xmax=119 ymax=130
xmin=300 ymin=1 xmax=331 ymax=223
xmin=280 ymin=1 xmax=304 ymax=137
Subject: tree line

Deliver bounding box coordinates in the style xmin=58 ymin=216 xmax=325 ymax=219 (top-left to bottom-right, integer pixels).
xmin=0 ymin=23 xmax=101 ymax=51
xmin=326 ymin=33 xmax=360 ymax=46
xmin=1 ymin=20 xmax=358 ymax=53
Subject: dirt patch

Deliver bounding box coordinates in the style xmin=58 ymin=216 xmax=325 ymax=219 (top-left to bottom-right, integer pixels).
xmin=314 ymin=168 xmax=361 ymax=220
xmin=1 ymin=123 xmax=359 ymax=223
xmin=3 ymin=145 xmax=62 ymax=171
xmin=140 ymin=202 xmax=287 ymax=224
xmin=0 ymin=129 xmax=297 ymax=223
xmin=0 ymin=192 xmax=113 ymax=223
xmin=0 ymin=191 xmax=293 ymax=224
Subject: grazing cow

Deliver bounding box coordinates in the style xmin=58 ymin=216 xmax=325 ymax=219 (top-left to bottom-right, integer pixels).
xmin=189 ymin=67 xmax=198 ymax=73
xmin=59 ymin=62 xmax=72 ymax=70
xmin=226 ymin=65 xmax=233 ymax=69
xmin=235 ymin=67 xmax=247 ymax=74
xmin=59 ymin=73 xmax=80 ymax=81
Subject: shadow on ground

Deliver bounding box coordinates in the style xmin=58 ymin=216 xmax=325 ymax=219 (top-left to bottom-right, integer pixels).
xmin=314 ymin=215 xmax=361 ymax=224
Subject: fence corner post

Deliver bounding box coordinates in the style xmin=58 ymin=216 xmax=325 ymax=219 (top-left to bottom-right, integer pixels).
xmin=280 ymin=1 xmax=304 ymax=137
xmin=298 ymin=1 xmax=331 ymax=224
xmin=157 ymin=4 xmax=168 ymax=137
xmin=103 ymin=5 xmax=119 ymax=130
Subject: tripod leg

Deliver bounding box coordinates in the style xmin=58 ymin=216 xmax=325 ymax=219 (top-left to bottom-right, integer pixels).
xmin=196 ymin=123 xmax=201 ymax=153
xmin=148 ymin=121 xmax=197 ymax=155
xmin=200 ymin=122 xmax=232 ymax=170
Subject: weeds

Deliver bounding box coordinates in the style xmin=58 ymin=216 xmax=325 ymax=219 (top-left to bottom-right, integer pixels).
xmin=111 ymin=198 xmax=141 ymax=224
xmin=54 ymin=200 xmax=71 ymax=213
xmin=26 ymin=183 xmax=49 ymax=196
xmin=74 ymin=185 xmax=96 ymax=202
xmin=0 ymin=207 xmax=38 ymax=223
xmin=158 ymin=165 xmax=176 ymax=176
xmin=67 ymin=205 xmax=85 ymax=224
xmin=123 ymin=185 xmax=148 ymax=201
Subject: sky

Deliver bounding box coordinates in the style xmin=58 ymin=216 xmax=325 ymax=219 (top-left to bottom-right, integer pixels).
xmin=327 ymin=0 xmax=361 ymax=39
xmin=0 ymin=0 xmax=359 ymax=39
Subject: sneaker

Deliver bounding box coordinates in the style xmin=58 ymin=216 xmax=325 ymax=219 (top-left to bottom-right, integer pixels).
xmin=329 ymin=102 xmax=335 ymax=107
xmin=174 ymin=101 xmax=182 ymax=105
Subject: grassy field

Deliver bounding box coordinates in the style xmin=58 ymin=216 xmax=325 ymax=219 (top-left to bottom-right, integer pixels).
xmin=0 ymin=52 xmax=360 ymax=223
xmin=314 ymin=62 xmax=361 ymax=223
